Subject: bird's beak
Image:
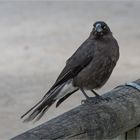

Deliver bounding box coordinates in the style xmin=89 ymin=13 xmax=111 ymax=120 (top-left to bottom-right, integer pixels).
xmin=95 ymin=24 xmax=103 ymax=33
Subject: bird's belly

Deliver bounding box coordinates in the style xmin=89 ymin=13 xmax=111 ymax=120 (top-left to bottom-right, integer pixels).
xmin=73 ymin=57 xmax=116 ymax=90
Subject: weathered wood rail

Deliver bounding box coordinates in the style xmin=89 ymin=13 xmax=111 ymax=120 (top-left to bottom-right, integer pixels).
xmin=11 ymin=79 xmax=140 ymax=140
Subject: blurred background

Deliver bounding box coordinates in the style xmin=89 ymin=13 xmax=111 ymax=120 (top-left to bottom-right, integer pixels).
xmin=0 ymin=1 xmax=140 ymax=139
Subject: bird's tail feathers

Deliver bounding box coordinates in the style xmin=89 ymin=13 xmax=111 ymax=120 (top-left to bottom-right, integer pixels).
xmin=21 ymin=83 xmax=65 ymax=122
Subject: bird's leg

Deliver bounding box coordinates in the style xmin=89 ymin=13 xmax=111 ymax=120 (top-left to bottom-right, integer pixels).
xmin=80 ymin=89 xmax=111 ymax=105
xmin=80 ymin=88 xmax=89 ymax=99
xmin=80 ymin=88 xmax=93 ymax=104
xmin=91 ymin=89 xmax=101 ymax=97
xmin=91 ymin=89 xmax=111 ymax=102
xmin=80 ymin=88 xmax=99 ymax=104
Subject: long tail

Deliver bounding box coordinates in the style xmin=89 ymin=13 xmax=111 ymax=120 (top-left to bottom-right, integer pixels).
xmin=21 ymin=79 xmax=78 ymax=122
xmin=21 ymin=83 xmax=65 ymax=122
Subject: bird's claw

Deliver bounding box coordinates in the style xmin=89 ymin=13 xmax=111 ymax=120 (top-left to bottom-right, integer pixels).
xmin=81 ymin=97 xmax=99 ymax=104
xmin=104 ymin=97 xmax=111 ymax=102
xmin=95 ymin=96 xmax=111 ymax=103
xmin=96 ymin=96 xmax=111 ymax=102
xmin=81 ymin=99 xmax=86 ymax=104
xmin=81 ymin=96 xmax=111 ymax=105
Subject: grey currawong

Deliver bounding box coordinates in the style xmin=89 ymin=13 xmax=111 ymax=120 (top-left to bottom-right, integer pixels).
xmin=21 ymin=21 xmax=119 ymax=122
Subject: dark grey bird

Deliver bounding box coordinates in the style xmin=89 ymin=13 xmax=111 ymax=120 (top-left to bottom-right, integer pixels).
xmin=21 ymin=21 xmax=119 ymax=122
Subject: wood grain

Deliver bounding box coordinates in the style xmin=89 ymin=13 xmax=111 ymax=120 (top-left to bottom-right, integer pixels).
xmin=11 ymin=79 xmax=140 ymax=140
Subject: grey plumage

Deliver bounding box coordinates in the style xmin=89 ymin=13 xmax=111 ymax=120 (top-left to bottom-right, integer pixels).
xmin=21 ymin=21 xmax=119 ymax=122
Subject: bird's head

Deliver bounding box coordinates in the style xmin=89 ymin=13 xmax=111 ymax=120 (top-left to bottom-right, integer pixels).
xmin=92 ymin=21 xmax=111 ymax=38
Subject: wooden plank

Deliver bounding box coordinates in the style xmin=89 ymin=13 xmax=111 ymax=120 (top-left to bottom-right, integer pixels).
xmin=135 ymin=125 xmax=140 ymax=140
xmin=126 ymin=128 xmax=136 ymax=140
xmin=11 ymin=79 xmax=140 ymax=140
xmin=112 ymin=133 xmax=126 ymax=140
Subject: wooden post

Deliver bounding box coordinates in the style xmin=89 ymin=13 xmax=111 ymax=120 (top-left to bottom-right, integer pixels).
xmin=11 ymin=79 xmax=140 ymax=140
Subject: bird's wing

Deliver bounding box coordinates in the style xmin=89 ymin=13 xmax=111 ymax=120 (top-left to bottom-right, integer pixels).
xmin=51 ymin=39 xmax=95 ymax=91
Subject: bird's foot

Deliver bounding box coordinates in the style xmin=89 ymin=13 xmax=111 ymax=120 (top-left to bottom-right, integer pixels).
xmin=81 ymin=97 xmax=99 ymax=105
xmin=81 ymin=97 xmax=95 ymax=104
xmin=81 ymin=99 xmax=87 ymax=104
xmin=96 ymin=96 xmax=111 ymax=102
xmin=81 ymin=96 xmax=111 ymax=105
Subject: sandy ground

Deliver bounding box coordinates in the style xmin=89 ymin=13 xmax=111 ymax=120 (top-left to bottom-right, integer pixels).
xmin=0 ymin=1 xmax=140 ymax=139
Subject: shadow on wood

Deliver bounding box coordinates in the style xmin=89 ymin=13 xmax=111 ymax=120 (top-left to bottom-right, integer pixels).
xmin=11 ymin=79 xmax=140 ymax=140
